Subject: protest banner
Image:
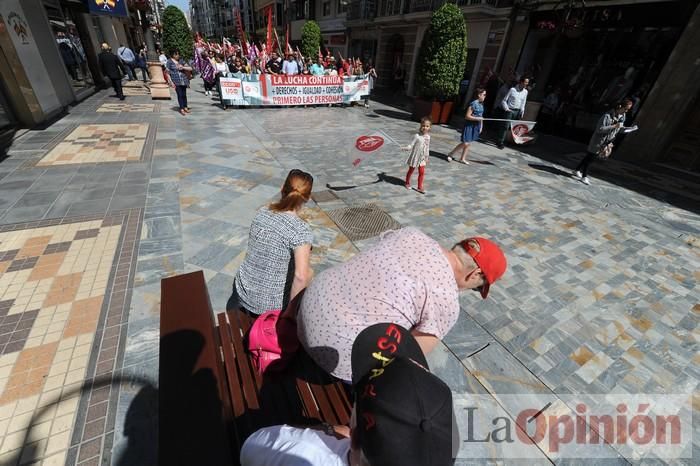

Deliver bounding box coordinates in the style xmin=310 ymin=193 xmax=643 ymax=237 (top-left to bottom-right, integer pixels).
xmin=219 ymin=74 xmax=368 ymax=107
xmin=219 ymin=77 xmax=246 ymax=106
xmin=343 ymin=75 xmax=370 ymax=104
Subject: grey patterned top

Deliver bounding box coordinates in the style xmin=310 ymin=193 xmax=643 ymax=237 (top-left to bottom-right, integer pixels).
xmin=234 ymin=207 xmax=313 ymax=315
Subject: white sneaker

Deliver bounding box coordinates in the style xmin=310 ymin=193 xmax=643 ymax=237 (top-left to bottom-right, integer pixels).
xmin=572 ymin=170 xmax=582 ymax=179
xmin=582 ymin=176 xmax=590 ymax=185
xmin=446 ymin=156 xmax=453 ymax=162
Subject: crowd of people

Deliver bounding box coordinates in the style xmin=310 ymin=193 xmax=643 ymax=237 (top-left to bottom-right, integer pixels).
xmin=230 ymin=168 xmax=507 ymax=465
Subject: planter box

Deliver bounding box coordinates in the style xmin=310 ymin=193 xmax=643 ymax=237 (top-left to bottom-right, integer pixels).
xmin=439 ymin=101 xmax=454 ymax=124
xmin=413 ymin=98 xmax=443 ymax=123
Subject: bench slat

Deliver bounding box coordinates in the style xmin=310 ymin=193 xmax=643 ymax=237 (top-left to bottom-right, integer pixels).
xmin=217 ymin=312 xmax=246 ymax=417
xmin=226 ymin=310 xmax=261 ymax=411
xmin=296 ymin=379 xmax=322 ymax=420
xmin=309 ymin=382 xmax=340 ymax=425
xmin=323 ymin=383 xmax=351 ymax=425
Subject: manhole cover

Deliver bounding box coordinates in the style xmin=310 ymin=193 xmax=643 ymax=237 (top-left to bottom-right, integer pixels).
xmin=327 ymin=204 xmax=401 ymax=241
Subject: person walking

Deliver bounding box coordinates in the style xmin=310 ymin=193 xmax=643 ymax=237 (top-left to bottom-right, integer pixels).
xmin=166 ymin=50 xmax=193 ymax=116
xmin=363 ymin=61 xmax=377 ymax=108
xmin=495 ymin=76 xmax=529 ymax=149
xmin=117 ymin=43 xmax=136 ymax=80
xmin=403 ymin=116 xmax=432 ymax=194
xmin=135 ymin=45 xmax=150 ymax=82
xmin=573 ymin=98 xmax=634 ymax=186
xmin=447 ymin=88 xmax=486 ymax=164
xmin=233 ymin=169 xmax=314 ymax=316
xmin=98 ymin=43 xmax=126 ymax=100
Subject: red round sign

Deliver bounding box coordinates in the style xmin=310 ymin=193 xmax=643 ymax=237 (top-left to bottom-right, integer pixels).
xmin=355 ymin=135 xmax=384 ymax=152
xmin=512 ymin=124 xmax=529 ymax=136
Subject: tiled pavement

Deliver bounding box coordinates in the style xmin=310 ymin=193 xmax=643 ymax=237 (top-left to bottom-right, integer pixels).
xmin=0 ymin=81 xmax=697 ymax=464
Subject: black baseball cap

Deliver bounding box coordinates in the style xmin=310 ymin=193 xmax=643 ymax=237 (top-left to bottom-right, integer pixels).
xmin=351 ymin=323 xmax=458 ymax=466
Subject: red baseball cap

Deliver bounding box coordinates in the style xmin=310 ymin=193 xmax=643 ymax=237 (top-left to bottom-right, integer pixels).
xmin=461 ymin=237 xmax=507 ymax=299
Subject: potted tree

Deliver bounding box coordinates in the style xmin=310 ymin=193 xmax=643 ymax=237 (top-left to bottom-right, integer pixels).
xmin=301 ymin=21 xmax=322 ymax=61
xmin=162 ymin=6 xmax=194 ymax=61
xmin=413 ymin=3 xmax=467 ymax=124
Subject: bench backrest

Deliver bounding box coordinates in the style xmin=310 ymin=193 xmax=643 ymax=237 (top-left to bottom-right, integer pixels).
xmin=160 ymin=271 xmax=233 ymax=465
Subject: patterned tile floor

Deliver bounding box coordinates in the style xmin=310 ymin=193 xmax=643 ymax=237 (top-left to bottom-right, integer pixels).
xmin=0 ymin=82 xmax=697 ymax=464
xmin=37 ymin=124 xmax=149 ymax=167
xmin=95 ymin=104 xmax=156 ymax=113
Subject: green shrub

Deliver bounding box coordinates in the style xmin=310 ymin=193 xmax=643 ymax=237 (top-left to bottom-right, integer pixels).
xmin=415 ymin=3 xmax=468 ymax=100
xmin=162 ymin=6 xmax=194 ymax=61
xmin=301 ymin=21 xmax=322 ymax=61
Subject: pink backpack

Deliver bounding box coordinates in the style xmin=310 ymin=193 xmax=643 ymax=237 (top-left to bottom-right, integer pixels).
xmin=247 ymin=310 xmax=299 ymax=374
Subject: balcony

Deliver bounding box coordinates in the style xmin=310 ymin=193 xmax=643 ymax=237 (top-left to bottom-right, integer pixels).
xmin=347 ymin=0 xmax=505 ymax=20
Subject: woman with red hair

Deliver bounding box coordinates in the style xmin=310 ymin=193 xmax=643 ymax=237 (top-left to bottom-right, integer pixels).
xmin=233 ymin=169 xmax=315 ymax=316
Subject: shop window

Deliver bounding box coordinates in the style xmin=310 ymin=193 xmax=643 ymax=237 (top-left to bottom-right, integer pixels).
xmin=323 ymin=1 xmax=331 ymax=16
xmin=44 ymin=1 xmax=95 ymax=90
xmin=337 ymin=0 xmax=348 ymax=14
xmin=463 ymin=48 xmax=478 ymax=81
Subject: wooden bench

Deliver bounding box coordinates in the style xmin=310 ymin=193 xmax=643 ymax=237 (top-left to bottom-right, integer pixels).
xmin=159 ymin=271 xmax=352 ymax=465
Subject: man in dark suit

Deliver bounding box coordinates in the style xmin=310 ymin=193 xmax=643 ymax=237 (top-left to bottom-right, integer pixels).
xmin=98 ymin=43 xmax=126 ymax=100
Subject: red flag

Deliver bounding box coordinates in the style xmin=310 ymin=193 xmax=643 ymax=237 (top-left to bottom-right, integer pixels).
xmin=285 ymin=25 xmax=290 ymax=54
xmin=265 ymin=6 xmax=273 ymax=54
xmin=235 ymin=8 xmax=248 ymax=56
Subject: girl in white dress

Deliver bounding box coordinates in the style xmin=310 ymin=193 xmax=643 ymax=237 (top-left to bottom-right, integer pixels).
xmin=403 ymin=116 xmax=432 ymax=194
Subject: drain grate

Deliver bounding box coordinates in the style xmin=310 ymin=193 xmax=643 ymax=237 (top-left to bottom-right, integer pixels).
xmin=327 ymin=204 xmax=401 ymax=241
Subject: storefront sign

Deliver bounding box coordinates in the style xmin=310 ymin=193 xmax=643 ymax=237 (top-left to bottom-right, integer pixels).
xmin=220 ymin=74 xmax=369 ymax=107
xmin=87 ymin=0 xmax=128 ymax=18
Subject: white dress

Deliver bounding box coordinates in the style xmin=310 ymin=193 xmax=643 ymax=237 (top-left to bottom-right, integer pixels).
xmin=405 ymin=133 xmax=430 ymax=167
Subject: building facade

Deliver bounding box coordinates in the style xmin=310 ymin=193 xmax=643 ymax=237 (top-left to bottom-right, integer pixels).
xmin=497 ymin=0 xmax=700 ymax=174
xmin=345 ymin=0 xmax=513 ymax=106
xmin=0 ymin=0 xmax=153 ymax=132
xmin=190 ymin=0 xmax=255 ymax=40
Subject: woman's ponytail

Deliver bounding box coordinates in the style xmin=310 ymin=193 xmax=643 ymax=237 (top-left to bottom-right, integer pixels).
xmin=269 ymin=169 xmax=313 ymax=212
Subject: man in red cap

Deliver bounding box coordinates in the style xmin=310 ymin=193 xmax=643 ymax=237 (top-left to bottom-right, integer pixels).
xmin=295 ymin=227 xmax=506 ymax=382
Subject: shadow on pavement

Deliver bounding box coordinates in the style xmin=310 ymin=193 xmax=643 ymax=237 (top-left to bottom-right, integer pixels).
xmin=516 ymin=135 xmax=700 ymax=215
xmin=373 ymin=108 xmax=413 ymax=122
xmin=529 ymin=163 xmax=573 ymax=178
xmin=371 ymin=96 xmax=700 ymax=215
xmin=3 ymin=375 xmax=158 ymax=466
xmin=429 ymin=150 xmax=450 ymax=162
xmin=377 ymin=172 xmax=405 ymax=186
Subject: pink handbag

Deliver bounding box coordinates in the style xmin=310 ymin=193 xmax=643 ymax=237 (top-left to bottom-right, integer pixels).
xmin=247 ymin=310 xmax=299 ymax=374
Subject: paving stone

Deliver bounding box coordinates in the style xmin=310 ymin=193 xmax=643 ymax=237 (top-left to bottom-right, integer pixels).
xmin=0 ymin=84 xmax=697 ymax=465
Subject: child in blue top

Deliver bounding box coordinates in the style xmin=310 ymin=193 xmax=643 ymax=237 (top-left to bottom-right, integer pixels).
xmin=447 ymin=88 xmax=486 ymax=164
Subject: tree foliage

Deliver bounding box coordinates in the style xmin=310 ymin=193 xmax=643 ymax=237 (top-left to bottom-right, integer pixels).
xmin=415 ymin=3 xmax=468 ymax=99
xmin=162 ymin=6 xmax=194 ymax=61
xmin=301 ymin=21 xmax=322 ymax=61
